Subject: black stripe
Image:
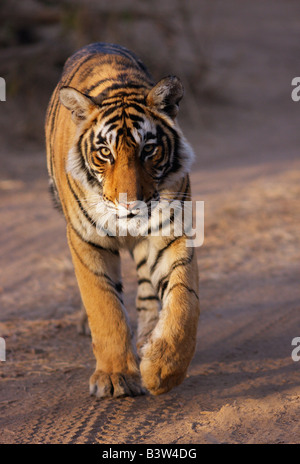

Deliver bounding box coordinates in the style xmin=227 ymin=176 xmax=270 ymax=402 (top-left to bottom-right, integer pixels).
xmin=48 ymin=179 xmax=63 ymax=213
xmin=105 ymin=113 xmax=121 ymax=126
xmin=66 ymin=175 xmax=96 ymax=228
xmin=170 ymin=249 xmax=195 ymax=273
xmin=86 ymin=77 xmax=113 ymax=93
xmin=125 ymin=96 xmax=147 ymax=104
xmin=115 ymin=282 xmax=123 ymax=293
xmin=168 ymin=130 xmax=181 ymax=174
xmin=99 ymin=99 xmax=121 ymax=107
xmin=101 ymin=105 xmax=122 ymax=120
xmin=128 ymin=113 xmax=144 ymax=123
xmin=166 ymin=283 xmax=199 ymax=300
xmin=145 ymin=131 xmax=156 ymax=141
xmin=100 ymin=83 xmax=148 ymax=95
xmin=96 ymin=134 xmax=108 ymax=145
xmin=67 ymin=231 xmax=124 ymax=304
xmin=138 ymin=295 xmax=159 ymax=301
xmin=103 ymin=274 xmax=123 ymax=294
xmin=126 ymin=127 xmax=136 ymax=144
xmin=150 ymin=237 xmax=181 ymax=274
xmin=137 ymin=278 xmax=152 ymax=285
xmin=136 ymin=306 xmax=149 ymax=312
xmin=127 ymin=102 xmax=145 ymax=113
xmin=160 ymin=280 xmax=169 ymax=301
xmin=105 ymin=123 xmax=118 ymax=134
xmin=156 ymin=249 xmax=195 ymax=296
xmin=89 ymin=126 xmax=95 ymax=148
xmin=115 ymin=127 xmax=123 ymax=150
xmin=80 ymin=131 xmax=106 ymax=183
xmin=69 ymin=221 xmax=119 ymax=256
xmin=136 ymin=257 xmax=147 ymax=270
xmin=132 ymin=121 xmax=141 ymax=130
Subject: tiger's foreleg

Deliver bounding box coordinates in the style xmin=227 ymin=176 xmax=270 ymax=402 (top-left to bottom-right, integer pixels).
xmin=140 ymin=237 xmax=200 ymax=395
xmin=67 ymin=225 xmax=144 ymax=398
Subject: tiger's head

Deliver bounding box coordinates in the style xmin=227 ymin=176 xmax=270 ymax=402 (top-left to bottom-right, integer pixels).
xmin=60 ymin=76 xmax=194 ymax=218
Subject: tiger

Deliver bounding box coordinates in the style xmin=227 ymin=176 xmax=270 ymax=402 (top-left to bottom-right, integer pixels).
xmin=45 ymin=42 xmax=200 ymax=397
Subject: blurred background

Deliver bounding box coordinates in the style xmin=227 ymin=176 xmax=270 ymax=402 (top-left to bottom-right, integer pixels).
xmin=1 ymin=0 xmax=300 ymax=167
xmin=0 ymin=0 xmax=216 ymax=148
xmin=1 ymin=0 xmax=300 ymax=444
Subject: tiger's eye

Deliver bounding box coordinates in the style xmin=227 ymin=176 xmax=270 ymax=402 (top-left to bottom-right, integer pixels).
xmin=143 ymin=144 xmax=155 ymax=154
xmin=100 ymin=147 xmax=111 ymax=157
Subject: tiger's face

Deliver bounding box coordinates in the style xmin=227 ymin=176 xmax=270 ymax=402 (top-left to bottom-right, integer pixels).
xmin=60 ymin=77 xmax=194 ymax=218
xmin=89 ymin=100 xmax=164 ymax=214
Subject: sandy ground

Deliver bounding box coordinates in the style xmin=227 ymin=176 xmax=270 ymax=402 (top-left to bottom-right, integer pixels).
xmin=1 ymin=0 xmax=300 ymax=444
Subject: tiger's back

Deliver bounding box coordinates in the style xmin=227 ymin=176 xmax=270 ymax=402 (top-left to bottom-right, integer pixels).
xmin=45 ymin=43 xmax=200 ymax=398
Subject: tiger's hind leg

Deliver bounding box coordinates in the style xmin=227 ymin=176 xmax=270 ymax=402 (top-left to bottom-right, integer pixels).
xmin=77 ymin=301 xmax=91 ymax=336
xmin=133 ymin=242 xmax=160 ymax=356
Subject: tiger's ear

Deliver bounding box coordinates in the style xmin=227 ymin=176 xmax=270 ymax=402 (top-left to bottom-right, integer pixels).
xmin=146 ymin=76 xmax=184 ymax=119
xmin=59 ymin=86 xmax=98 ymax=124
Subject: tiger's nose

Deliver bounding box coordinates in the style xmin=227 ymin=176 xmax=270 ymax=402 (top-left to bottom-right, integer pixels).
xmin=119 ymin=200 xmax=141 ymax=212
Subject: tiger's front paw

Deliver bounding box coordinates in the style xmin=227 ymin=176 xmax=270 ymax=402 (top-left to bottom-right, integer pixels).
xmin=140 ymin=338 xmax=190 ymax=395
xmin=89 ymin=370 xmax=146 ymax=398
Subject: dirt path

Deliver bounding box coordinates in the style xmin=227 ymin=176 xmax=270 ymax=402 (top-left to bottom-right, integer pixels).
xmin=1 ymin=0 xmax=300 ymax=444
xmin=0 ymin=155 xmax=299 ymax=444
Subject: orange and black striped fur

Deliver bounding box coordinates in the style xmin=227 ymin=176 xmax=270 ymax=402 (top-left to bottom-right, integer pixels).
xmin=45 ymin=43 xmax=200 ymax=397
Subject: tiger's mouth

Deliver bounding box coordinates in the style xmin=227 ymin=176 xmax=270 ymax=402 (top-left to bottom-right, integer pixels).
xmin=118 ymin=211 xmax=138 ymax=219
xmin=106 ymin=193 xmax=160 ymax=220
xmin=116 ymin=203 xmax=153 ymax=220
